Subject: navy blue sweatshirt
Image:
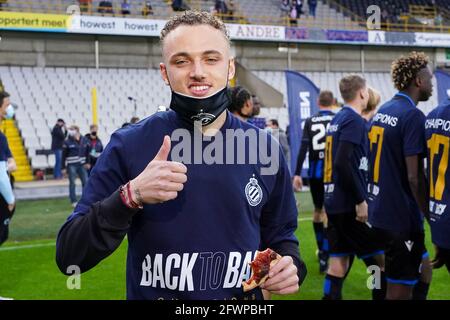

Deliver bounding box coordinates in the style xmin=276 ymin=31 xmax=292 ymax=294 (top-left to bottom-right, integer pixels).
xmin=56 ymin=110 xmax=306 ymax=300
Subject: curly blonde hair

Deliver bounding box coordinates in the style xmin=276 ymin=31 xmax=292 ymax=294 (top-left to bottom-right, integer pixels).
xmin=391 ymin=52 xmax=429 ymax=91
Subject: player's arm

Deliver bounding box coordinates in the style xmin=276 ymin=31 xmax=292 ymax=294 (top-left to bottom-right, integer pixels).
xmin=405 ymin=155 xmax=429 ymax=221
xmin=7 ymin=157 xmax=16 ymax=172
xmin=334 ymin=140 xmax=368 ymax=222
xmin=0 ymin=161 xmax=15 ymax=207
xmin=61 ymin=141 xmax=68 ymax=170
xmin=402 ymin=109 xmax=429 ymax=220
xmin=293 ymin=119 xmax=310 ymax=190
xmin=56 ymin=135 xmax=187 ymax=275
xmin=260 ymin=140 xmax=307 ymax=295
xmin=336 ymin=118 xmax=368 ymax=222
xmin=56 ymin=133 xmax=138 ymax=274
xmin=2 ymin=135 xmax=16 ymax=172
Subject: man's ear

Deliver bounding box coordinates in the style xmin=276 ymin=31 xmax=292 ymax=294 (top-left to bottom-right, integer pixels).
xmin=415 ymin=75 xmax=423 ymax=88
xmin=160 ymin=63 xmax=170 ymax=86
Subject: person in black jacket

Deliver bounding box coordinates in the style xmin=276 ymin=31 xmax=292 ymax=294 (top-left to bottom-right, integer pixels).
xmin=84 ymin=124 xmax=104 ymax=174
xmin=172 ymin=0 xmax=190 ymax=11
xmin=62 ymin=125 xmax=89 ymax=207
xmin=51 ymin=118 xmax=66 ymax=179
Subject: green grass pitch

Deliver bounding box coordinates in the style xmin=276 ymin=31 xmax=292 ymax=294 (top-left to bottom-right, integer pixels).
xmin=0 ymin=193 xmax=448 ymax=300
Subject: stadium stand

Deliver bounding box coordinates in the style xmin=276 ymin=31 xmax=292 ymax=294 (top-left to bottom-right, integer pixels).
xmin=328 ymin=0 xmax=450 ymax=31
xmin=0 ymin=66 xmax=171 ymax=173
xmin=0 ymin=0 xmax=447 ymax=32
xmin=238 ymin=0 xmax=363 ymax=29
xmin=0 ymin=0 xmax=430 ymax=30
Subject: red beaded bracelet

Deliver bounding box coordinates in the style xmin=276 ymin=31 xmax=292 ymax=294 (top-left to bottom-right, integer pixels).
xmin=119 ymin=182 xmax=143 ymax=209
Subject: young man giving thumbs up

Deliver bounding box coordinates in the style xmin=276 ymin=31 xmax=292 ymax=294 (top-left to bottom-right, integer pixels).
xmin=56 ymin=11 xmax=306 ymax=300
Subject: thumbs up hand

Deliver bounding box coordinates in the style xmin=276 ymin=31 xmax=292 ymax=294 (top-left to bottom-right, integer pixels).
xmin=129 ymin=135 xmax=187 ymax=205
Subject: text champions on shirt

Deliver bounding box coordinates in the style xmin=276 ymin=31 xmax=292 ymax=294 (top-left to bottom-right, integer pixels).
xmin=372 ymin=113 xmax=399 ymax=127
xmin=425 ymin=118 xmax=450 ymax=132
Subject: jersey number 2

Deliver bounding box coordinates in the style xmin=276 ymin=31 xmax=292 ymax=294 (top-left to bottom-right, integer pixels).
xmin=311 ymin=123 xmax=326 ymax=151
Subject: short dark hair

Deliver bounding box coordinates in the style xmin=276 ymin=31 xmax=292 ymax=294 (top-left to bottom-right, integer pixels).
xmin=160 ymin=10 xmax=229 ymax=45
xmin=0 ymin=91 xmax=10 ymax=105
xmin=130 ymin=117 xmax=140 ymax=124
xmin=269 ymin=119 xmax=279 ymax=128
xmin=318 ymin=90 xmax=334 ymax=107
xmin=339 ymin=75 xmax=366 ymax=103
xmin=228 ymin=86 xmax=252 ymax=113
xmin=391 ymin=51 xmax=429 ymax=91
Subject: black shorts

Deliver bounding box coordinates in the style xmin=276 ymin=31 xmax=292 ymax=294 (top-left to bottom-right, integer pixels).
xmin=0 ymin=194 xmax=14 ymax=246
xmin=309 ymin=178 xmax=324 ymax=210
xmin=375 ymin=228 xmax=425 ymax=285
xmin=327 ymin=212 xmax=383 ymax=259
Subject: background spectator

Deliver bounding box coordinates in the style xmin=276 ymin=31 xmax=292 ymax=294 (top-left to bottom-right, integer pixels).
xmin=62 ymin=125 xmax=88 ymax=207
xmin=172 ymin=0 xmax=190 ymax=12
xmin=215 ymin=0 xmax=228 ymax=19
xmin=0 ymin=91 xmax=15 ymax=247
xmin=78 ymin=0 xmax=92 ymax=13
xmin=308 ymin=0 xmax=317 ymax=18
xmin=295 ymin=0 xmax=304 ymax=18
xmin=0 ymin=0 xmax=7 ymax=11
xmin=142 ymin=1 xmax=153 ymax=16
xmin=98 ymin=1 xmax=113 ymax=14
xmin=266 ymin=119 xmax=290 ymax=167
xmin=290 ymin=4 xmax=298 ymax=25
xmin=85 ymin=124 xmax=103 ymax=175
xmin=226 ymin=0 xmax=235 ymax=21
xmin=121 ymin=0 xmax=131 ymax=15
xmin=228 ymin=86 xmax=254 ymax=121
xmin=51 ymin=118 xmax=66 ymax=179
xmin=280 ymin=0 xmax=291 ymax=18
xmin=247 ymin=95 xmax=266 ymax=129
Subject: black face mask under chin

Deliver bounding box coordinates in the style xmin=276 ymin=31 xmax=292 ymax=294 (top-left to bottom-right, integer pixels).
xmin=169 ymin=87 xmax=231 ymax=127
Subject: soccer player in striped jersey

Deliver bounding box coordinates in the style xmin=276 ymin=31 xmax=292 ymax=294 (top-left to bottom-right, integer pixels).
xmin=425 ymin=96 xmax=450 ymax=274
xmin=293 ymin=90 xmax=335 ymax=273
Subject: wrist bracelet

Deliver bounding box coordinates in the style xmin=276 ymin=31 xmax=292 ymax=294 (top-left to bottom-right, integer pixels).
xmin=119 ymin=183 xmax=143 ymax=209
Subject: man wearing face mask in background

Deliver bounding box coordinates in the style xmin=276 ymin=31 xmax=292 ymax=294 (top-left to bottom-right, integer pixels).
xmin=51 ymin=118 xmax=67 ymax=179
xmin=56 ymin=11 xmax=306 ymax=300
xmin=0 ymin=91 xmax=16 ymax=246
xmin=84 ymin=124 xmax=103 ymax=175
xmin=62 ymin=125 xmax=89 ymax=207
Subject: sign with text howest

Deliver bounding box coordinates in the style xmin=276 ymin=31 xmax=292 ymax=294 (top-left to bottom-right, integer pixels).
xmin=286 ymin=71 xmax=320 ymax=175
xmin=68 ymin=15 xmax=165 ymax=36
xmin=1 ymin=11 xmax=450 ymax=47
